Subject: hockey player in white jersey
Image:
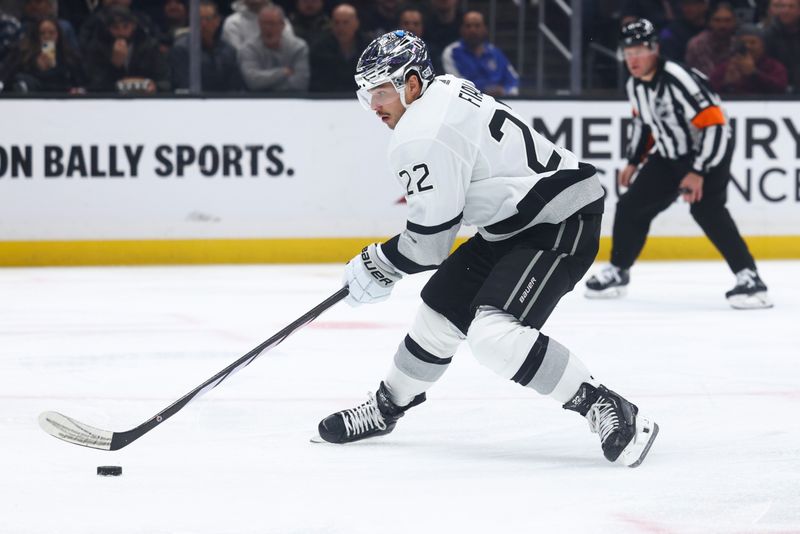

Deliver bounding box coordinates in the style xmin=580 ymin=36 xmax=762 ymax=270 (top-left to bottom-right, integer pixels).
xmin=315 ymin=30 xmax=658 ymax=467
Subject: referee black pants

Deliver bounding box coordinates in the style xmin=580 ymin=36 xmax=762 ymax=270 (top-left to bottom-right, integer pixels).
xmin=610 ymin=151 xmax=756 ymax=274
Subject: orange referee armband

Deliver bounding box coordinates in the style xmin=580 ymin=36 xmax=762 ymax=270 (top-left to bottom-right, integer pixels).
xmin=691 ymin=106 xmax=726 ymax=128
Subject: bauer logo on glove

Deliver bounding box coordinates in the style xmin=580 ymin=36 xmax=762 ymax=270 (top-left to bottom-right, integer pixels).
xmin=344 ymin=243 xmax=403 ymax=306
xmin=361 ymin=247 xmax=394 ymax=286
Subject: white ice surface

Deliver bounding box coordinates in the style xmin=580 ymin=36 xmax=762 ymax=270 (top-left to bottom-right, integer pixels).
xmin=1 ymin=261 xmax=798 ymax=534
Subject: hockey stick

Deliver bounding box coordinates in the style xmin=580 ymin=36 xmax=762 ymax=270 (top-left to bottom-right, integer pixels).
xmin=38 ymin=287 xmax=349 ymax=451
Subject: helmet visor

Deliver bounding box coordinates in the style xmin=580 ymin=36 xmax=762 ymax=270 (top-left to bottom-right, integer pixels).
xmin=356 ymin=84 xmax=401 ymax=110
xmin=621 ymin=44 xmax=657 ymax=60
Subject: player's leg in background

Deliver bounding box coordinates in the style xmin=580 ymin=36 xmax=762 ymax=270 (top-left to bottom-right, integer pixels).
xmin=467 ymin=214 xmax=658 ymax=466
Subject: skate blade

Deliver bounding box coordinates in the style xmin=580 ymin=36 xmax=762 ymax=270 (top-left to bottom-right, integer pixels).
xmin=728 ymin=292 xmax=773 ymax=310
xmin=585 ymin=286 xmax=627 ymax=299
xmin=620 ymin=417 xmax=659 ymax=468
xmin=309 ymin=434 xmax=328 ymax=444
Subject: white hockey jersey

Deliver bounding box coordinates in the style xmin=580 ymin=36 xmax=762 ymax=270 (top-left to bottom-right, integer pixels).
xmin=380 ymin=75 xmax=604 ymax=275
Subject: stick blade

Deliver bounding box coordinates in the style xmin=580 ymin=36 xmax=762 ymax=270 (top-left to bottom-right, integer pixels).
xmin=38 ymin=411 xmax=114 ymax=451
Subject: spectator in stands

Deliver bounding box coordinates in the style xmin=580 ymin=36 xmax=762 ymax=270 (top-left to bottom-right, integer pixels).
xmin=21 ymin=0 xmax=79 ymax=50
xmin=763 ymin=0 xmax=800 ymax=91
xmin=290 ymin=0 xmax=329 ymax=46
xmin=426 ymin=0 xmax=462 ymax=52
xmin=0 ymin=0 xmax=19 ymax=18
xmin=359 ymin=0 xmax=398 ymax=39
xmin=309 ymin=3 xmax=364 ymax=91
xmin=85 ymin=5 xmax=170 ymax=93
xmin=170 ymin=0 xmax=242 ymax=91
xmin=58 ymin=0 xmax=99 ymax=34
xmin=658 ymin=0 xmax=708 ymax=61
xmin=760 ymin=0 xmax=783 ymax=27
xmin=686 ymin=1 xmax=737 ymax=76
xmin=726 ymin=0 xmax=764 ymax=23
xmin=223 ymin=0 xmax=294 ymax=53
xmin=239 ymin=5 xmax=308 ymax=91
xmin=0 ymin=9 xmax=20 ymax=60
xmin=442 ymin=11 xmax=519 ymax=96
xmin=621 ymin=0 xmax=674 ymax=29
xmin=398 ymin=5 xmax=442 ymax=73
xmin=711 ymin=23 xmax=788 ymax=92
xmin=0 ymin=9 xmax=20 ymax=90
xmin=1 ymin=15 xmax=86 ymax=92
xmin=79 ymin=0 xmax=161 ymax=52
xmin=159 ymin=0 xmax=189 ymax=43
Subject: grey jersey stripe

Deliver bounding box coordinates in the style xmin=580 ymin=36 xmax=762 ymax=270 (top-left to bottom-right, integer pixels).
xmin=397 ymin=223 xmax=461 ymax=269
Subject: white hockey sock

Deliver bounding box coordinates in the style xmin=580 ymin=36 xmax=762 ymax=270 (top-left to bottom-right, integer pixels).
xmin=467 ymin=307 xmax=598 ymax=403
xmin=384 ymin=303 xmax=464 ymax=406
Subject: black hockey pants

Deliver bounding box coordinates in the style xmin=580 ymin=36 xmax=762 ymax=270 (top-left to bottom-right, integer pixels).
xmin=609 ymin=149 xmax=756 ymax=274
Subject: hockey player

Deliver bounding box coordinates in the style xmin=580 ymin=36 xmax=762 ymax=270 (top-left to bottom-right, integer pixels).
xmin=585 ymin=19 xmax=772 ymax=309
xmin=315 ymin=31 xmax=659 ymax=467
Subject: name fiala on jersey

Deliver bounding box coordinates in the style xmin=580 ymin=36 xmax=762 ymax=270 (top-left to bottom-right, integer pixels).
xmin=458 ymin=82 xmax=483 ymax=109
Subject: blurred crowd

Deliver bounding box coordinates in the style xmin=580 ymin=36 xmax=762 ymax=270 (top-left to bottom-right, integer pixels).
xmin=619 ymin=0 xmax=800 ymax=94
xmin=0 ymin=0 xmax=797 ymax=95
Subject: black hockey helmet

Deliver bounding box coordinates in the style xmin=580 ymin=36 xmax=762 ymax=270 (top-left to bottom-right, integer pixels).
xmin=620 ymin=19 xmax=658 ymax=48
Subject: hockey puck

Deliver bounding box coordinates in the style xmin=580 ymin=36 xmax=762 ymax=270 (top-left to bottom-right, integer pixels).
xmin=97 ymin=466 xmax=122 ymax=477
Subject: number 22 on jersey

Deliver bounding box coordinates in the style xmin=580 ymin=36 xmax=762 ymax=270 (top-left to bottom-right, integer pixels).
xmin=399 ymin=163 xmax=433 ymax=196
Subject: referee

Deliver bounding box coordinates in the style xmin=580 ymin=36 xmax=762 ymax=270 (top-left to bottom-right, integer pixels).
xmin=585 ymin=19 xmax=772 ymax=310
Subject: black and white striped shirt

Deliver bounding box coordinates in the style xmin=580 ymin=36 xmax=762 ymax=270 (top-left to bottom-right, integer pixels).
xmin=627 ymin=59 xmax=730 ymax=175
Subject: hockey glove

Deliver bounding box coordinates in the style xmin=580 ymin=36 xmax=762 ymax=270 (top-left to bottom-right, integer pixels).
xmin=343 ymin=243 xmax=403 ymax=306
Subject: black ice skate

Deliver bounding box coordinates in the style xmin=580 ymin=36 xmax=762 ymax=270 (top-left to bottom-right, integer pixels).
xmin=313 ymin=382 xmax=425 ymax=444
xmin=563 ymin=383 xmax=658 ymax=467
xmin=725 ymin=268 xmax=773 ymax=310
xmin=584 ymin=266 xmax=630 ymax=299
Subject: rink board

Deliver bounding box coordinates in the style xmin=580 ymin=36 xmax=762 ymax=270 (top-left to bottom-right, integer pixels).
xmin=1 ymin=98 xmax=798 ymax=265
xmin=1 ymin=235 xmax=799 ymax=266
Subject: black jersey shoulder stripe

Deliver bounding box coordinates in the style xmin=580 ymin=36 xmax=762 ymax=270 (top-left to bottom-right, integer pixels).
xmin=381 ymin=235 xmax=439 ymax=274
xmin=484 ymin=163 xmax=597 ymax=235
xmin=406 ymin=212 xmax=463 ymax=235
